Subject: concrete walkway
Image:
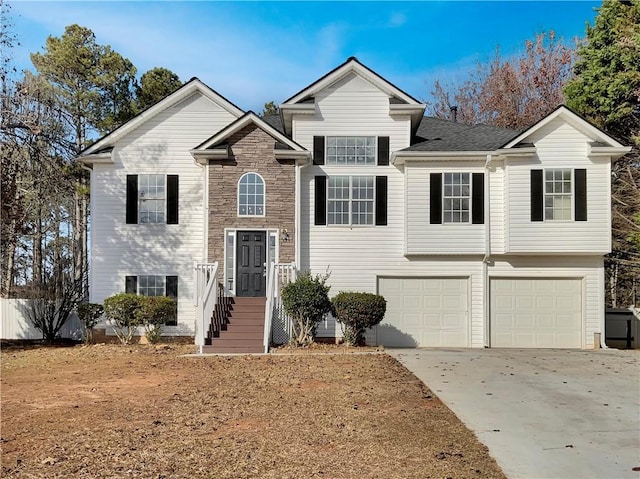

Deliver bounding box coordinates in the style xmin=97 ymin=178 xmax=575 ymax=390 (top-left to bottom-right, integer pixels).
xmin=389 ymin=348 xmax=640 ymax=479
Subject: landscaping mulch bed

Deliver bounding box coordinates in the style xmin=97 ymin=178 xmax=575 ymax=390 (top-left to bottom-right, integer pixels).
xmin=1 ymin=344 xmax=505 ymax=478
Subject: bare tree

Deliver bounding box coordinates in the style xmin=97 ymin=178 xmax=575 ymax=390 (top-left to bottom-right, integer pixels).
xmin=426 ymin=31 xmax=575 ymax=129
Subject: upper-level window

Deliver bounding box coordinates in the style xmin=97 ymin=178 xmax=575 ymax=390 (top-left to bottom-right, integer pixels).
xmin=326 ymin=136 xmax=376 ymax=166
xmin=443 ymin=173 xmax=470 ymax=223
xmin=238 ymin=172 xmax=265 ymax=216
xmin=544 ymin=169 xmax=572 ymax=220
xmin=328 ymin=176 xmax=374 ymax=225
xmin=126 ymin=174 xmax=178 ymax=225
xmin=139 ymin=174 xmax=165 ymax=223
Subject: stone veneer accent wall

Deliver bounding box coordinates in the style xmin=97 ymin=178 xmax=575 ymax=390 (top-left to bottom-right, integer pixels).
xmin=208 ymin=124 xmax=296 ymax=274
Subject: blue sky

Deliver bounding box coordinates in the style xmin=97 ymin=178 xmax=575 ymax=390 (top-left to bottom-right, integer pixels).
xmin=11 ymin=1 xmax=601 ymax=112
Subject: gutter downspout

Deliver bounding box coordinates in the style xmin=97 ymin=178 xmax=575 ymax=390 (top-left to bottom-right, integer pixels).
xmin=482 ymin=154 xmax=492 ymax=348
xmin=80 ymin=163 xmax=93 ymax=304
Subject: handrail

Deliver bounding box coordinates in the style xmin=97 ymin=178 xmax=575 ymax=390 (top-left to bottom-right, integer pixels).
xmin=264 ymin=262 xmax=297 ymax=351
xmin=194 ymin=262 xmax=218 ymax=354
xmin=263 ymin=261 xmax=277 ymax=353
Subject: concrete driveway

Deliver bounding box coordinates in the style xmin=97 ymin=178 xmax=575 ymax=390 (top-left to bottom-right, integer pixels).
xmin=388 ymin=348 xmax=640 ymax=479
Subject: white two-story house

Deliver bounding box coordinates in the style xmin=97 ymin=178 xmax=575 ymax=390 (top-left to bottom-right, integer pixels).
xmin=78 ymin=58 xmax=630 ymax=352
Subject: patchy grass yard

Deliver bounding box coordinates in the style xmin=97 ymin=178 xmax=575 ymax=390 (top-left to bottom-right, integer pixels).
xmin=1 ymin=344 xmax=505 ymax=478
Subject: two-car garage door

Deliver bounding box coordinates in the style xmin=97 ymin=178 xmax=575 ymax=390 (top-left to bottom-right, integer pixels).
xmin=490 ymin=278 xmax=582 ymax=348
xmin=376 ymin=276 xmax=583 ymax=349
xmin=377 ymin=277 xmax=469 ymax=347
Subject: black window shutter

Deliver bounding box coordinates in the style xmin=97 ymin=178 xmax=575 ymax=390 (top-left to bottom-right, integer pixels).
xmin=531 ymin=170 xmax=544 ymax=221
xmin=575 ymin=169 xmax=587 ymax=221
xmin=430 ymin=173 xmax=442 ymax=224
xmin=375 ymin=176 xmax=388 ymax=226
xmin=314 ymin=176 xmax=327 ymax=225
xmin=313 ymin=136 xmax=325 ymax=165
xmin=472 ymin=173 xmax=485 ymax=224
xmin=165 ymin=276 xmax=178 ymax=326
xmin=167 ymin=175 xmax=179 ymax=224
xmin=377 ymin=136 xmax=390 ymax=166
xmin=125 ymin=276 xmax=137 ymax=294
xmin=126 ymin=175 xmax=138 ymax=224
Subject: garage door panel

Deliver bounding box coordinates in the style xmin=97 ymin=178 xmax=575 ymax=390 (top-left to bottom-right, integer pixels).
xmin=378 ymin=277 xmax=468 ymax=348
xmin=491 ymin=278 xmax=582 ymax=348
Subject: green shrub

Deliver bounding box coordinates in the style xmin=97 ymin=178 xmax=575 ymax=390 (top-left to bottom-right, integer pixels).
xmin=332 ymin=292 xmax=387 ymax=346
xmin=136 ymin=296 xmax=175 ymax=344
xmin=281 ymin=271 xmax=333 ymax=347
xmin=77 ymin=303 xmax=104 ymax=344
xmin=103 ymin=293 xmax=142 ymax=344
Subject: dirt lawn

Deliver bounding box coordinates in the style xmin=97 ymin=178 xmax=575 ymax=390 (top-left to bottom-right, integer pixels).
xmin=1 ymin=345 xmax=505 ymax=478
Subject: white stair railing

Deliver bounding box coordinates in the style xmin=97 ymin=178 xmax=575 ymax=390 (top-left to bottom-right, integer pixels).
xmin=194 ymin=262 xmax=219 ymax=354
xmin=263 ymin=262 xmax=297 ymax=351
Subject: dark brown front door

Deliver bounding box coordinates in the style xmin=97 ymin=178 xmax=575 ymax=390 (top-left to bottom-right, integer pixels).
xmin=236 ymin=231 xmax=266 ymax=297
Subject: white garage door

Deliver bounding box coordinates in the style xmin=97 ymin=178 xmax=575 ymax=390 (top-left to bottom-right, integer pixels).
xmin=377 ymin=277 xmax=468 ymax=347
xmin=490 ymin=278 xmax=582 ymax=348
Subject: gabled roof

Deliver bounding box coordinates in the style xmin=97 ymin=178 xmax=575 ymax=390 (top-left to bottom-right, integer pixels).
xmin=190 ymin=111 xmax=310 ymax=164
xmin=78 ymin=78 xmax=244 ymax=160
xmin=394 ymin=105 xmax=631 ymax=164
xmin=279 ymin=57 xmax=426 ymax=136
xmin=501 ymin=105 xmax=627 ymax=149
xmin=282 ymin=56 xmax=422 ymax=106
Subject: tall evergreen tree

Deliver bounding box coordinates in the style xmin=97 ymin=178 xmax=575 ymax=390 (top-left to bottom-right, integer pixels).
xmin=136 ymin=67 xmax=182 ymax=111
xmin=565 ymin=0 xmax=640 ymax=307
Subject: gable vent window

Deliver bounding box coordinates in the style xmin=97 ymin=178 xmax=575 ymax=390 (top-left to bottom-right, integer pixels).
xmin=238 ymin=172 xmax=265 ymax=216
xmin=126 ymin=174 xmax=178 ymax=225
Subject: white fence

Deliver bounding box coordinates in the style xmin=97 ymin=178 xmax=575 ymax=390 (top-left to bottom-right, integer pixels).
xmin=0 ymin=298 xmax=82 ymax=340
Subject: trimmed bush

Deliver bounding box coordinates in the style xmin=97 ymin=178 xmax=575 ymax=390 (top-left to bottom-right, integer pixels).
xmin=281 ymin=271 xmax=333 ymax=347
xmin=332 ymin=292 xmax=387 ymax=346
xmin=136 ymin=296 xmax=175 ymax=344
xmin=77 ymin=303 xmax=104 ymax=344
xmin=103 ymin=293 xmax=142 ymax=344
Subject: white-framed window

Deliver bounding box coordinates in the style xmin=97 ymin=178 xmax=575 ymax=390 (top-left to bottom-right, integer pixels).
xmin=443 ymin=173 xmax=470 ymax=224
xmin=545 ymin=169 xmax=572 ymax=220
xmin=139 ymin=174 xmax=165 ymax=223
xmin=138 ymin=275 xmax=166 ymax=296
xmin=328 ymin=176 xmax=374 ymax=225
xmin=238 ymin=172 xmax=265 ymax=216
xmin=326 ymin=136 xmax=376 ymax=166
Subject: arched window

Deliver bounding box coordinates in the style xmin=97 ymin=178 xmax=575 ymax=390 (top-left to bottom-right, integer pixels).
xmin=238 ymin=172 xmax=265 ymax=216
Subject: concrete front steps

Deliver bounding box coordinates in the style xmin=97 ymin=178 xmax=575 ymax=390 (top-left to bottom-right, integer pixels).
xmin=202 ymin=297 xmax=265 ymax=354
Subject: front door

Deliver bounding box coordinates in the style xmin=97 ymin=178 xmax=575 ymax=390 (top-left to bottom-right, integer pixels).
xmin=236 ymin=231 xmax=266 ymax=297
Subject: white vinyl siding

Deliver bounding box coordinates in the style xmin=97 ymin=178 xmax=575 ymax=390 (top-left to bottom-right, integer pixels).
xmin=377 ymin=277 xmax=469 ymax=347
xmin=405 ymin=163 xmax=485 ymax=255
xmin=506 ymin=117 xmax=611 ymax=253
xmin=90 ymin=92 xmax=239 ymax=335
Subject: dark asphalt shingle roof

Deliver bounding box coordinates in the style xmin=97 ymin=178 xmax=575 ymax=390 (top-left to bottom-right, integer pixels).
xmin=405 ymin=117 xmax=521 ymax=152
xmin=262 ymin=114 xmax=285 ymax=134
xmin=263 ymin=113 xmax=522 ymax=153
